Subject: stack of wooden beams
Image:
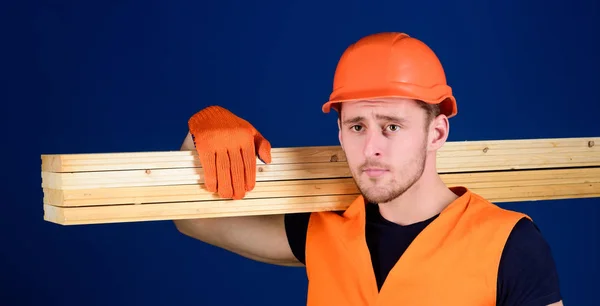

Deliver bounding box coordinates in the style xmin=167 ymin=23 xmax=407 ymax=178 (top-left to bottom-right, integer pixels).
xmin=40 ymin=137 xmax=600 ymax=225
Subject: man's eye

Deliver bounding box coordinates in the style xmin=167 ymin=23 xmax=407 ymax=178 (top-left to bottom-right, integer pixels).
xmin=387 ymin=125 xmax=400 ymax=131
xmin=351 ymin=125 xmax=362 ymax=131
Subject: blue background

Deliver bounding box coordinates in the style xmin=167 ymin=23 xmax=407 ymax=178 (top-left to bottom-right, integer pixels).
xmin=3 ymin=0 xmax=599 ymax=305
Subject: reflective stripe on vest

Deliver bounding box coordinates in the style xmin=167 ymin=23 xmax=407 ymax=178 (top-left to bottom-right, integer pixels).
xmin=305 ymin=187 xmax=529 ymax=306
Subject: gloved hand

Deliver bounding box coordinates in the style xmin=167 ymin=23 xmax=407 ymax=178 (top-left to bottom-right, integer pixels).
xmin=188 ymin=106 xmax=272 ymax=199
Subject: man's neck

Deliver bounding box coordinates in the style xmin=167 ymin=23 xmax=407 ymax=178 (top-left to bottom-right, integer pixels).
xmin=377 ymin=172 xmax=458 ymax=226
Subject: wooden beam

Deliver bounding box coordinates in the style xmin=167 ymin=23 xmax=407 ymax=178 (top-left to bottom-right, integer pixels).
xmin=40 ymin=137 xmax=600 ymax=225
xmin=43 ymin=167 xmax=600 ymax=207
xmin=42 ymin=137 xmax=598 ymax=173
xmin=43 ymin=178 xmax=600 ymax=225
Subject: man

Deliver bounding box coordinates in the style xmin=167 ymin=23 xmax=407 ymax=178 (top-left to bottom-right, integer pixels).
xmin=174 ymin=32 xmax=563 ymax=305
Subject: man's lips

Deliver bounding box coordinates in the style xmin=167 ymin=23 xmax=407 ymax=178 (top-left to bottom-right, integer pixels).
xmin=362 ymin=168 xmax=388 ymax=177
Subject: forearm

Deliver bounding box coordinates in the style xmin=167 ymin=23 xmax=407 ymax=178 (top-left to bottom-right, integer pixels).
xmin=174 ymin=213 xmax=299 ymax=266
xmin=172 ymin=132 xmax=301 ymax=266
xmin=172 ymin=132 xmax=238 ymax=250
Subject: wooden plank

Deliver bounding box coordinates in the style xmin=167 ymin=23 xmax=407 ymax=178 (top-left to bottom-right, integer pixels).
xmin=43 ymin=181 xmax=600 ymax=225
xmin=41 ymin=152 xmax=600 ymax=190
xmin=40 ymin=143 xmax=600 ymax=190
xmin=40 ymin=146 xmax=347 ymax=172
xmin=41 ymin=137 xmax=599 ymax=172
xmin=40 ymin=162 xmax=352 ymax=190
xmin=43 ymin=167 xmax=600 ymax=207
xmin=40 ymin=136 xmax=600 ymax=226
xmin=42 ymin=195 xmax=359 ymax=225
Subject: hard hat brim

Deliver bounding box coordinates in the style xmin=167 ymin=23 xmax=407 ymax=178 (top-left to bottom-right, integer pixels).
xmin=321 ymin=84 xmax=458 ymax=118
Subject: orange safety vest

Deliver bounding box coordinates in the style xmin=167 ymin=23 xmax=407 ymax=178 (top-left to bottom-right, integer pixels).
xmin=305 ymin=186 xmax=530 ymax=306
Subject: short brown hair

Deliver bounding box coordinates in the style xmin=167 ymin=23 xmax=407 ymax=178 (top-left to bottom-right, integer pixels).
xmin=417 ymin=100 xmax=441 ymax=123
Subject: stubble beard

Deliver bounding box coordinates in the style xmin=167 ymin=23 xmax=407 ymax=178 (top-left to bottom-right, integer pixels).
xmin=352 ymin=144 xmax=428 ymax=204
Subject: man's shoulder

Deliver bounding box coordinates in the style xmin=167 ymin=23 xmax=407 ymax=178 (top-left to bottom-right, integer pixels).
xmin=496 ymin=218 xmax=563 ymax=305
xmin=506 ymin=216 xmax=541 ymax=237
xmin=463 ymin=189 xmax=531 ymax=226
xmin=502 ymin=217 xmax=548 ymax=254
xmin=501 ymin=217 xmax=555 ymax=264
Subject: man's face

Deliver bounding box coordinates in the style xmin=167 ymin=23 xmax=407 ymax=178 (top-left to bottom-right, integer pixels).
xmin=338 ymin=98 xmax=431 ymax=204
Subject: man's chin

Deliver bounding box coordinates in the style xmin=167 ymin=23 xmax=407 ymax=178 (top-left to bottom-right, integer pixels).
xmin=363 ymin=193 xmax=397 ymax=204
xmin=358 ymin=187 xmax=399 ymax=204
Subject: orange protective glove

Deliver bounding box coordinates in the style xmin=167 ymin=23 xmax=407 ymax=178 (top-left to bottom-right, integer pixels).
xmin=188 ymin=106 xmax=272 ymax=199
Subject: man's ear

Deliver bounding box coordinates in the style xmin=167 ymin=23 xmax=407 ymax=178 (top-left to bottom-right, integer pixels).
xmin=337 ymin=118 xmax=344 ymax=150
xmin=428 ymin=114 xmax=449 ymax=152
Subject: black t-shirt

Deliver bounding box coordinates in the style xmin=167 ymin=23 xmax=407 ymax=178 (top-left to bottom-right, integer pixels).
xmin=284 ymin=203 xmax=563 ymax=306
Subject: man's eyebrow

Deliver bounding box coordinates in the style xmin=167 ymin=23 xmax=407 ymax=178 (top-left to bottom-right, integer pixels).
xmin=342 ymin=116 xmax=365 ymax=125
xmin=342 ymin=114 xmax=408 ymax=125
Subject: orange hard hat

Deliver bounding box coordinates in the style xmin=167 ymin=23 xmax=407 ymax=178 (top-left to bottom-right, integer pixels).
xmin=322 ymin=32 xmax=457 ymax=118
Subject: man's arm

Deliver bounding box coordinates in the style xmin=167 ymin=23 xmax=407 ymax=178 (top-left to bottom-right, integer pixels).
xmin=496 ymin=218 xmax=563 ymax=306
xmin=173 ymin=132 xmax=303 ymax=267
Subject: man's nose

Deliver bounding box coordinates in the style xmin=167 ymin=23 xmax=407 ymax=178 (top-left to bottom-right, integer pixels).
xmin=363 ymin=130 xmax=384 ymax=158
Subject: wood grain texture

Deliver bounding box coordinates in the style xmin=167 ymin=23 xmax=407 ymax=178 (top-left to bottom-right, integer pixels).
xmin=40 ymin=136 xmax=600 ymax=225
